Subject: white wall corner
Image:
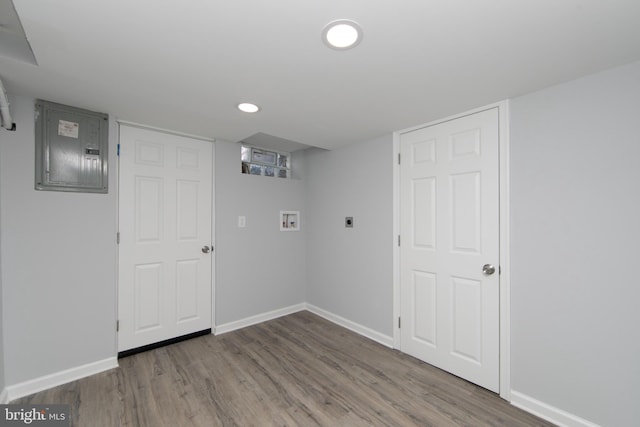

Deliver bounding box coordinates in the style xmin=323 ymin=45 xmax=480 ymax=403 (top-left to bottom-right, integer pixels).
xmin=392 ymin=132 xmax=401 ymax=349
xmin=0 ymin=387 xmax=8 ymax=404
xmin=214 ymin=303 xmax=393 ymax=348
xmin=6 ymin=357 xmax=118 ymax=402
xmin=306 ymin=304 xmax=394 ymax=348
xmin=214 ymin=303 xmax=306 ymax=335
xmin=498 ymin=98 xmax=511 ymax=401
xmin=510 ymin=391 xmax=601 ymax=427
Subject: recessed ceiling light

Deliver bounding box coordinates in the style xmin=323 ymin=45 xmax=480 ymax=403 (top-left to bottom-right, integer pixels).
xmin=322 ymin=19 xmax=363 ymax=50
xmin=237 ymin=103 xmax=261 ymax=113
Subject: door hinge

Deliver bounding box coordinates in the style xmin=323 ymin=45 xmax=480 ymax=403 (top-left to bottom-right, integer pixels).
xmin=398 ymin=317 xmax=401 ymax=328
xmin=116 ymin=232 xmax=120 ymax=244
xmin=499 ymin=265 xmax=502 ymax=275
xmin=116 ymin=320 xmax=119 ymax=332
xmin=398 ymin=153 xmax=401 ymax=165
xmin=397 ymin=235 xmax=401 ymax=246
xmin=117 ymin=143 xmax=120 ymax=157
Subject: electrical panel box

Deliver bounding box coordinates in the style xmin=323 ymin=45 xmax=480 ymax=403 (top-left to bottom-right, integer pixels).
xmin=35 ymin=100 xmax=108 ymax=193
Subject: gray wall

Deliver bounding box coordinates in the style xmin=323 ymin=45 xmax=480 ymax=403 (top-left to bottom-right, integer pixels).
xmin=305 ymin=136 xmax=394 ymax=337
xmin=214 ymin=140 xmax=306 ymax=325
xmin=510 ymin=60 xmax=640 ymax=426
xmin=0 ymin=287 xmax=4 ymax=399
xmin=0 ymin=95 xmax=117 ymax=385
xmin=0 ymin=172 xmax=4 ymax=397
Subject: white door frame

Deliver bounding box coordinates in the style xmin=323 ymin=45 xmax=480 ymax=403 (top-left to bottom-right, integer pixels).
xmin=115 ymin=120 xmax=216 ymax=350
xmin=392 ymin=100 xmax=511 ymax=400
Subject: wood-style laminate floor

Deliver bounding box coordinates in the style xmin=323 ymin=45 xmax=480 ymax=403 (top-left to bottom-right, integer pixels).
xmin=15 ymin=311 xmax=554 ymax=426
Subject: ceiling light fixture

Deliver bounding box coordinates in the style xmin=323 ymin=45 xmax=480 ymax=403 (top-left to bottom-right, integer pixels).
xmin=237 ymin=102 xmax=261 ymax=113
xmin=322 ymin=19 xmax=363 ymax=50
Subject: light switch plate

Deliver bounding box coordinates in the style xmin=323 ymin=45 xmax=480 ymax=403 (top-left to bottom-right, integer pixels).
xmin=345 ymin=217 xmax=354 ymax=228
xmin=238 ymin=216 xmax=246 ymax=228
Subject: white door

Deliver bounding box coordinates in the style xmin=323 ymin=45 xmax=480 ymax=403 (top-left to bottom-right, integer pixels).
xmin=118 ymin=125 xmax=213 ymax=352
xmin=399 ymin=108 xmax=500 ymax=392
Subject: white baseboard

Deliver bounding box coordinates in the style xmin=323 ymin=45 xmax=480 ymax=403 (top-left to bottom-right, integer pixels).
xmin=214 ymin=303 xmax=394 ymax=349
xmin=0 ymin=387 xmax=8 ymax=404
xmin=214 ymin=303 xmax=306 ymax=335
xmin=6 ymin=357 xmax=118 ymax=402
xmin=306 ymin=304 xmax=394 ymax=348
xmin=510 ymin=390 xmax=600 ymax=427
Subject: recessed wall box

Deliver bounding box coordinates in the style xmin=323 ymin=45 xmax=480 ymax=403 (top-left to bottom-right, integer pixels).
xmin=35 ymin=100 xmax=108 ymax=193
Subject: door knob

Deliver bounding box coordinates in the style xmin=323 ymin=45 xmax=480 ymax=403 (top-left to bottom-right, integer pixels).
xmin=201 ymin=246 xmax=211 ymax=254
xmin=482 ymin=264 xmax=496 ymax=275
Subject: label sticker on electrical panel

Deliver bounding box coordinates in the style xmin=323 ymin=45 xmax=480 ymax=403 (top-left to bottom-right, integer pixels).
xmin=58 ymin=120 xmax=79 ymax=138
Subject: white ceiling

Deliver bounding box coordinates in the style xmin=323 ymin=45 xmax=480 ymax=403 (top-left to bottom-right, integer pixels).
xmin=1 ymin=0 xmax=639 ymax=150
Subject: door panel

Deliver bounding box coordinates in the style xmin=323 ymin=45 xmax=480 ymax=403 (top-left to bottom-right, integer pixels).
xmin=135 ymin=263 xmax=162 ymax=331
xmin=412 ymin=178 xmax=436 ymax=248
xmin=413 ymin=271 xmax=437 ymax=345
xmin=176 ymin=259 xmax=199 ymax=322
xmin=451 ymin=172 xmax=481 ymax=253
xmin=119 ymin=125 xmax=213 ymax=352
xmin=451 ymin=276 xmax=482 ymax=362
xmin=400 ymin=108 xmax=499 ymax=392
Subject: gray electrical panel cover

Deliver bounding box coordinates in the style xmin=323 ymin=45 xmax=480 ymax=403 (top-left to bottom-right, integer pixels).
xmin=35 ymin=100 xmax=108 ymax=193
